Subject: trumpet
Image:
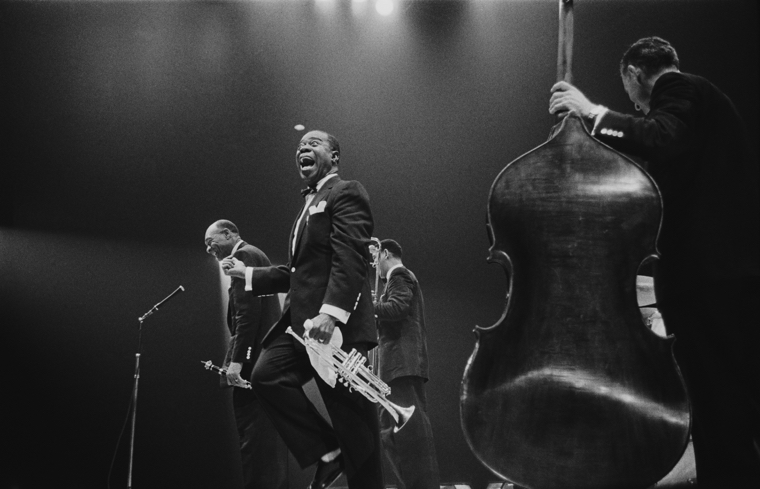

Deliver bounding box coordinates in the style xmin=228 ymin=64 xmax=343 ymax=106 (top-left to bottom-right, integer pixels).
xmin=286 ymin=326 xmax=415 ymax=432
xmin=201 ymin=360 xmax=252 ymax=389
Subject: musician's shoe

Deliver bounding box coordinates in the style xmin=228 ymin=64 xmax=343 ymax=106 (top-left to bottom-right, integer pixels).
xmin=308 ymin=456 xmax=344 ymax=489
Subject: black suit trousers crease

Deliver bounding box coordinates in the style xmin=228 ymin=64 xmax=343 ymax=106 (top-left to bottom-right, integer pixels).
xmin=233 ymin=383 xmax=289 ymax=489
xmin=252 ymin=331 xmax=385 ymax=489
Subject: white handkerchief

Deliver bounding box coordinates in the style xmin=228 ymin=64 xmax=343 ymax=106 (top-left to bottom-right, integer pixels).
xmin=308 ymin=200 xmax=327 ymax=215
xmin=303 ymin=319 xmax=343 ymax=387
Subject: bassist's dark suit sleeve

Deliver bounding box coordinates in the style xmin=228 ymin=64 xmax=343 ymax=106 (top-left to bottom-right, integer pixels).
xmin=595 ymin=74 xmax=699 ymax=162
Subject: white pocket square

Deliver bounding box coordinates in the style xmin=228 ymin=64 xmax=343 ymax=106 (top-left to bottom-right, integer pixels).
xmin=308 ymin=200 xmax=327 ymax=215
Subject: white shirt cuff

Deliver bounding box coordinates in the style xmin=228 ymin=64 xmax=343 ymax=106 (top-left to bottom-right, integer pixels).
xmin=320 ymin=304 xmax=350 ymax=324
xmin=245 ymin=267 xmax=253 ymax=291
xmin=590 ymin=105 xmax=609 ymax=136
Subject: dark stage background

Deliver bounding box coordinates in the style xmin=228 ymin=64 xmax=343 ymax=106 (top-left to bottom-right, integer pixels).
xmin=1 ymin=1 xmax=757 ymax=488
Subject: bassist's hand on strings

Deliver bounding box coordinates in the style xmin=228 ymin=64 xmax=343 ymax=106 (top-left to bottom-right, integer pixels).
xmin=549 ymin=81 xmax=598 ymax=118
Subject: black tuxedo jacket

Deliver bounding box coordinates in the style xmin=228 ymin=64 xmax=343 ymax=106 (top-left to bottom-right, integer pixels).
xmin=249 ymin=176 xmax=377 ymax=347
xmin=224 ymin=241 xmax=282 ymax=382
xmin=374 ymin=266 xmax=430 ymax=383
xmin=595 ymin=72 xmax=760 ymax=280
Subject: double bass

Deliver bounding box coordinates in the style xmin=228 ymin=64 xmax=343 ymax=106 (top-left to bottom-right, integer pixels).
xmin=460 ymin=1 xmax=690 ymax=488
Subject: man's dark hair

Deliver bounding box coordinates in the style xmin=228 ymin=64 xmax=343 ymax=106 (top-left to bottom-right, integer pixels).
xmin=215 ymin=219 xmax=239 ymax=235
xmin=312 ymin=130 xmax=340 ymax=157
xmin=326 ymin=133 xmax=340 ymax=156
xmin=620 ymin=36 xmax=680 ymax=76
xmin=380 ymin=239 xmax=403 ymax=259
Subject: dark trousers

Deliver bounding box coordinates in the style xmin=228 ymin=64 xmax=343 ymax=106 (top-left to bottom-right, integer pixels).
xmin=656 ymin=269 xmax=760 ymax=488
xmin=251 ymin=332 xmax=384 ymax=489
xmin=232 ymin=387 xmax=289 ymax=489
xmin=379 ymin=376 xmax=440 ymax=489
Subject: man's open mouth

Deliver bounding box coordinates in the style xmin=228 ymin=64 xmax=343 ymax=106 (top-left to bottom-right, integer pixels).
xmin=299 ymin=156 xmax=315 ymax=170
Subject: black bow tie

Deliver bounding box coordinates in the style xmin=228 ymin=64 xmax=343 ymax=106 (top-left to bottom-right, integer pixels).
xmin=300 ymin=186 xmax=316 ymax=198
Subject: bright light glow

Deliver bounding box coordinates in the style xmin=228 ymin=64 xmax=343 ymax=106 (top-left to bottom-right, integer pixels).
xmin=351 ymin=0 xmax=368 ymax=17
xmin=375 ymin=0 xmax=394 ymax=16
xmin=315 ymin=0 xmax=336 ymax=15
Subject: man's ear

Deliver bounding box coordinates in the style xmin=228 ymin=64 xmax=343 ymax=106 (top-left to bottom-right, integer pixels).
xmin=628 ymin=65 xmax=644 ymax=85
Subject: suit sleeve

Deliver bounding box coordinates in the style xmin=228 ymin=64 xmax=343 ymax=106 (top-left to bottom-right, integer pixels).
xmin=230 ymin=248 xmax=268 ymax=363
xmin=323 ymin=180 xmax=374 ymax=316
xmin=247 ymin=264 xmax=291 ymax=296
xmin=374 ymin=272 xmax=414 ymax=321
xmin=595 ymin=74 xmax=700 ymax=163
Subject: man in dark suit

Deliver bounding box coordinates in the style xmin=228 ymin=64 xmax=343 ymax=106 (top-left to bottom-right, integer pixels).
xmin=549 ymin=37 xmax=760 ymax=487
xmin=373 ymin=239 xmax=439 ymax=489
xmin=204 ymin=219 xmax=288 ymax=489
xmin=223 ymin=130 xmax=383 ymax=489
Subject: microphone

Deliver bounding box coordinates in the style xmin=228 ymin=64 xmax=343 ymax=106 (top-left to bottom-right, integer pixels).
xmin=138 ymin=286 xmax=185 ymax=322
xmin=154 ymin=285 xmax=184 ymax=308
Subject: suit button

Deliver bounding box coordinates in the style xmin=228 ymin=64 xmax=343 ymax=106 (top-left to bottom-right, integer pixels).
xmin=291 ymin=267 xmax=296 ymax=272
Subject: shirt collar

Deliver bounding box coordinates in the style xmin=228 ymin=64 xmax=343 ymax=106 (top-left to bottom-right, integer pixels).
xmin=315 ymin=172 xmax=338 ymax=191
xmin=230 ymin=239 xmax=244 ymax=257
xmin=386 ymin=263 xmax=404 ymax=281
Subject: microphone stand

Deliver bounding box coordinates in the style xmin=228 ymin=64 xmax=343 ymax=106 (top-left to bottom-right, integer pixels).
xmin=127 ymin=285 xmax=184 ymax=489
xmin=127 ymin=321 xmax=143 ymax=489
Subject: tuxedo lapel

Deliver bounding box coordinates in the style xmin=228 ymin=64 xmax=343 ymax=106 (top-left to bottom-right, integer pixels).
xmin=292 ymin=176 xmax=340 ymax=260
xmin=291 ymin=202 xmax=309 ymax=260
xmin=290 ymin=203 xmax=307 ymax=261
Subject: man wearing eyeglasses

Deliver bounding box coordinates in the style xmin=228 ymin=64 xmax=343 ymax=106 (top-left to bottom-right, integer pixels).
xmin=204 ymin=219 xmax=288 ymax=489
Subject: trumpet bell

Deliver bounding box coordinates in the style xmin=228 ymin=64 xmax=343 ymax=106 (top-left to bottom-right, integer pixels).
xmin=390 ymin=402 xmax=416 ymax=433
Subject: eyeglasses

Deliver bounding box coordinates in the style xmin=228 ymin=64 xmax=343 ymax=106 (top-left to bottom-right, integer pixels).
xmin=205 ymin=231 xmax=228 ymax=253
